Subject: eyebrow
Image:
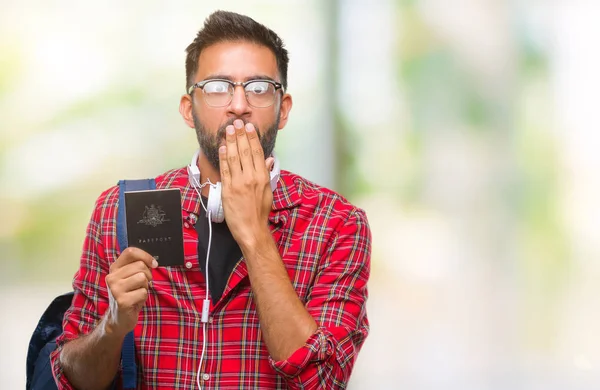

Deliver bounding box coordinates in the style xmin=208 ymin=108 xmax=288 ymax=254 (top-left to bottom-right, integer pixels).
xmin=202 ymin=74 xmax=278 ymax=83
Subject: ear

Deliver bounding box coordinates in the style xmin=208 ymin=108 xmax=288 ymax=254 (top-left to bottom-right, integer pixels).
xmin=276 ymin=93 xmax=293 ymax=130
xmin=179 ymin=94 xmax=195 ymax=129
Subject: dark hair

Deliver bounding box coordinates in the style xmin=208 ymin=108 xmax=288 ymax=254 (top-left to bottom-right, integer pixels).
xmin=185 ymin=10 xmax=289 ymax=92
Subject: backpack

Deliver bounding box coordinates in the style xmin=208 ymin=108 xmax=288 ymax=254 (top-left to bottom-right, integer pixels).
xmin=26 ymin=179 xmax=157 ymax=390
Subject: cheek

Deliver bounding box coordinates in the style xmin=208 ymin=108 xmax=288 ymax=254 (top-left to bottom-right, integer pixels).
xmin=256 ymin=110 xmax=279 ymax=130
xmin=195 ymin=105 xmax=226 ymax=130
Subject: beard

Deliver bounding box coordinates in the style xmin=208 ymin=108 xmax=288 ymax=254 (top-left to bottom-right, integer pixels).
xmin=192 ymin=112 xmax=280 ymax=171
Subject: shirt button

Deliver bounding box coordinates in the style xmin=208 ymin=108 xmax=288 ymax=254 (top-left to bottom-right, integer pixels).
xmin=185 ymin=262 xmax=193 ymax=269
xmin=208 ymin=317 xmax=213 ymax=324
xmin=202 ymin=373 xmax=210 ymax=381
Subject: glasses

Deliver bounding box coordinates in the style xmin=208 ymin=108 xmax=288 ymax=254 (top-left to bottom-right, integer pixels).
xmin=188 ymin=79 xmax=285 ymax=108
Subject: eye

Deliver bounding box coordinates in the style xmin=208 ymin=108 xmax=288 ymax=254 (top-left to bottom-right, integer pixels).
xmin=203 ymin=81 xmax=230 ymax=94
xmin=246 ymin=81 xmax=271 ymax=95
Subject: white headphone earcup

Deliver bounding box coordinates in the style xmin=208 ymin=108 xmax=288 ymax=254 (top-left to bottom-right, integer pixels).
xmin=207 ymin=182 xmax=225 ymax=223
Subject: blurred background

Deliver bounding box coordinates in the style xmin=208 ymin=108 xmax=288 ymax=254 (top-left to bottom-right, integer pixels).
xmin=1 ymin=0 xmax=599 ymax=388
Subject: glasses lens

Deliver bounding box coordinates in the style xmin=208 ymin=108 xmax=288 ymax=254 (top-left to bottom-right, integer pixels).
xmin=202 ymin=80 xmax=233 ymax=107
xmin=245 ymin=81 xmax=276 ymax=107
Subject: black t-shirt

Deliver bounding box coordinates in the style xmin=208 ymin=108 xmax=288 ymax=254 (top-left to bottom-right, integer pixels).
xmin=195 ymin=198 xmax=242 ymax=304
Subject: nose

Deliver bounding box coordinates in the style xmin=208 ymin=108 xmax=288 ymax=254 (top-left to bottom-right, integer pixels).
xmin=227 ymin=84 xmax=250 ymax=117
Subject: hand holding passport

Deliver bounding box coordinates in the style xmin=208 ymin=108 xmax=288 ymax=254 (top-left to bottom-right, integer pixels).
xmin=124 ymin=188 xmax=185 ymax=266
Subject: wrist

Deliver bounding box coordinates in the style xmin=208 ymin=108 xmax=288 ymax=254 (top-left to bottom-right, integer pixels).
xmin=101 ymin=312 xmax=128 ymax=341
xmin=238 ymin=225 xmax=273 ymax=255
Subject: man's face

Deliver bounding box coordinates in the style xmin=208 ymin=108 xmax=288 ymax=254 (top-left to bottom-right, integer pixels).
xmin=192 ymin=108 xmax=279 ymax=171
xmin=188 ymin=41 xmax=287 ymax=170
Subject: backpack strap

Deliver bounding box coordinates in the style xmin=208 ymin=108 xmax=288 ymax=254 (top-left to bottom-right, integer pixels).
xmin=117 ymin=179 xmax=156 ymax=390
xmin=117 ymin=179 xmax=157 ymax=253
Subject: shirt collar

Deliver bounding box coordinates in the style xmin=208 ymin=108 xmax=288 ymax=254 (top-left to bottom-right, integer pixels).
xmin=269 ymin=170 xmax=302 ymax=226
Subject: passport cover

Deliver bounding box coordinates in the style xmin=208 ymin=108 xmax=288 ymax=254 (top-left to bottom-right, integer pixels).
xmin=124 ymin=188 xmax=184 ymax=266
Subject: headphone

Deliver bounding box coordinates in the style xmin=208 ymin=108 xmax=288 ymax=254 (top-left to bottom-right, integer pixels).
xmin=187 ymin=149 xmax=281 ymax=223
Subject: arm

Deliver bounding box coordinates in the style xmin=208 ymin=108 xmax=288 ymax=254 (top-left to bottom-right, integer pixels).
xmin=270 ymin=209 xmax=370 ymax=388
xmin=218 ymin=121 xmax=371 ymax=388
xmin=243 ymin=210 xmax=371 ymax=389
xmin=56 ymin=318 xmax=125 ymax=390
xmin=218 ymin=120 xmax=315 ymax=359
xmin=253 ymin=210 xmax=371 ymax=389
xmin=240 ymin=229 xmax=318 ymax=361
xmin=50 ymin=193 xmax=157 ymax=390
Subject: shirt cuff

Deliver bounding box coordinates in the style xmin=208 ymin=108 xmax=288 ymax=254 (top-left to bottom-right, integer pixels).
xmin=268 ymin=327 xmax=334 ymax=379
xmin=49 ymin=333 xmax=78 ymax=390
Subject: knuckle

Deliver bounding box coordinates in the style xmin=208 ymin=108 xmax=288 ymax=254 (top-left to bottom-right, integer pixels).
xmin=134 ymin=272 xmax=144 ymax=283
xmin=116 ymin=296 xmax=126 ymax=308
xmin=227 ymin=155 xmax=238 ymax=165
xmin=242 ymin=148 xmax=250 ymax=157
xmin=136 ymin=259 xmax=148 ymax=270
xmin=253 ymin=148 xmax=262 ymax=156
xmin=123 ymin=247 xmax=136 ymax=258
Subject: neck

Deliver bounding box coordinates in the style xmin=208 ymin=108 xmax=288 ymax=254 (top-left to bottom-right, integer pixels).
xmin=196 ymin=152 xmax=221 ymax=197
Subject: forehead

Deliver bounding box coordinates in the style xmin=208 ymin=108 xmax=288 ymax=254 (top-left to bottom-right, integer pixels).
xmin=195 ymin=41 xmax=279 ymax=82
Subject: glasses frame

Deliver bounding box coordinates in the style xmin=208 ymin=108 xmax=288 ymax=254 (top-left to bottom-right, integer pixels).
xmin=187 ymin=78 xmax=285 ymax=108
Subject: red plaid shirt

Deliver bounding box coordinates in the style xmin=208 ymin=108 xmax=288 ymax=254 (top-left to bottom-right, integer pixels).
xmin=50 ymin=167 xmax=371 ymax=389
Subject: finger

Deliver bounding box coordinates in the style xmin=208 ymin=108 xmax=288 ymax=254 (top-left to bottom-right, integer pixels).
xmin=117 ymin=287 xmax=149 ymax=308
xmin=106 ymin=268 xmax=152 ymax=296
xmin=113 ymin=261 xmax=153 ymax=282
xmin=219 ymin=145 xmax=231 ymax=190
xmin=225 ymin=124 xmax=241 ymax=178
xmin=117 ymin=272 xmax=150 ymax=293
xmin=234 ymin=120 xmax=253 ymax=172
xmin=113 ymin=247 xmax=158 ymax=271
xmin=246 ymin=123 xmax=265 ymax=173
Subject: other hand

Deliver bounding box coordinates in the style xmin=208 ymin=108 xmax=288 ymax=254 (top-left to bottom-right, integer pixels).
xmin=104 ymin=247 xmax=157 ymax=337
xmin=218 ymin=119 xmax=274 ymax=247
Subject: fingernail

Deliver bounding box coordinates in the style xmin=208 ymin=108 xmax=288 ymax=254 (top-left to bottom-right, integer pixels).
xmin=234 ymin=119 xmax=243 ymax=129
xmin=245 ymin=123 xmax=254 ymax=132
xmin=152 ymin=258 xmax=158 ymax=268
xmin=226 ymin=126 xmax=235 ymax=135
xmin=219 ymin=146 xmax=226 ymax=154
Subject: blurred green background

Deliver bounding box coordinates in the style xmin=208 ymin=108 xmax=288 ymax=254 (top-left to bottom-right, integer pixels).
xmin=2 ymin=1 xmax=599 ymax=388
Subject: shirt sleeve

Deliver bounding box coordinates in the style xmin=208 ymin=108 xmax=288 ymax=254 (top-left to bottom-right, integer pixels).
xmin=49 ymin=189 xmax=116 ymax=389
xmin=269 ymin=208 xmax=371 ymax=389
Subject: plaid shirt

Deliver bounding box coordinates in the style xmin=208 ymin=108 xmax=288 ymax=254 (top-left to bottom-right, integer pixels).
xmin=50 ymin=167 xmax=371 ymax=389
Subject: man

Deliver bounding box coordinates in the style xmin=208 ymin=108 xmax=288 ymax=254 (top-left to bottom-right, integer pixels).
xmin=50 ymin=10 xmax=371 ymax=389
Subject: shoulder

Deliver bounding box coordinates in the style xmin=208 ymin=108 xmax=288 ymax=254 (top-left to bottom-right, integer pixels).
xmin=91 ymin=167 xmax=189 ymax=217
xmin=155 ymin=167 xmax=189 ymax=189
xmin=279 ymin=170 xmax=369 ymax=228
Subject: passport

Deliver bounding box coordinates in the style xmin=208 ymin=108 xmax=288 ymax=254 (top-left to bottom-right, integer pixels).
xmin=124 ymin=188 xmax=185 ymax=266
